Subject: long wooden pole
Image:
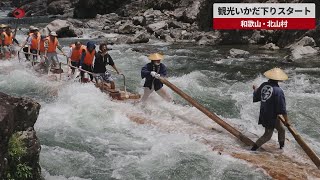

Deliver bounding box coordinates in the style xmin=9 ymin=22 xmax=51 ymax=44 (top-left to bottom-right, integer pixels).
xmin=159 ymin=77 xmax=255 ymax=146
xmin=278 ymin=115 xmax=320 ymax=169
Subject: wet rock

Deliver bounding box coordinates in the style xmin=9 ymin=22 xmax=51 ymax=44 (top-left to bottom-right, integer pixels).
xmin=66 ymin=18 xmax=86 ymax=28
xmin=40 ymin=19 xmax=83 ymax=37
xmin=197 ymin=33 xmax=218 ymax=46
xmin=182 ymin=1 xmax=201 ymax=23
xmin=132 ymin=16 xmax=146 ymax=26
xmin=291 ymin=46 xmax=318 ymax=60
xmin=146 ymin=21 xmax=168 ymax=33
xmin=229 ymin=48 xmax=250 ymax=58
xmin=85 ymin=19 xmax=105 ymax=30
xmin=143 ymin=8 xmax=163 ymax=19
xmin=129 ymin=32 xmax=150 ymax=43
xmin=171 ymin=8 xmax=185 ymax=20
xmin=159 ymin=34 xmax=174 ymax=43
xmin=259 ymin=43 xmax=280 ymax=50
xmin=17 ymin=128 xmax=41 ymax=180
xmin=113 ymin=35 xmax=132 ymax=44
xmin=169 ymin=29 xmax=183 ymax=39
xmin=180 ymin=30 xmax=193 ymax=40
xmin=118 ymin=23 xmax=136 ymax=34
xmin=0 ymin=92 xmax=41 ymax=179
xmin=287 ymin=36 xmax=316 ymax=49
xmin=167 ymin=20 xmax=184 ymax=29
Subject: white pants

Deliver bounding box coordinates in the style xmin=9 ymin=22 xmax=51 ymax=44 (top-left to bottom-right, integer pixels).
xmin=141 ymin=86 xmax=172 ymax=102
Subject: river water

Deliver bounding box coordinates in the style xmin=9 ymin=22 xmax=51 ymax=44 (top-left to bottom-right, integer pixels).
xmin=0 ymin=14 xmax=320 ymax=180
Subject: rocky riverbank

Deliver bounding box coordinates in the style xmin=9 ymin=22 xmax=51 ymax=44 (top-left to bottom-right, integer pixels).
xmin=5 ymin=0 xmax=320 ymax=61
xmin=0 ymin=92 xmax=41 ymax=180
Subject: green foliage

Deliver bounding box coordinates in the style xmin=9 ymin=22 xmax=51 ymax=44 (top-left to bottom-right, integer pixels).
xmin=5 ymin=133 xmax=33 ymax=180
xmin=8 ymin=133 xmax=26 ymax=160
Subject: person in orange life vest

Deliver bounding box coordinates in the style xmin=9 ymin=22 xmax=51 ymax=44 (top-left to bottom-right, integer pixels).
xmin=0 ymin=24 xmax=6 ymax=59
xmin=26 ymin=27 xmax=41 ymax=61
xmin=1 ymin=26 xmax=19 ymax=59
xmin=67 ymin=41 xmax=85 ymax=75
xmin=93 ymin=43 xmax=120 ymax=89
xmin=21 ymin=26 xmax=39 ymax=61
xmin=79 ymin=41 xmax=96 ymax=81
xmin=33 ymin=35 xmax=50 ymax=72
xmin=43 ymin=31 xmax=66 ymax=70
xmin=38 ymin=35 xmax=49 ymax=64
xmin=140 ymin=53 xmax=172 ymax=102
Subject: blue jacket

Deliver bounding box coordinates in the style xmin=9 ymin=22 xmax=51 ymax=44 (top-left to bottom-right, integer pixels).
xmin=253 ymin=80 xmax=287 ymax=129
xmin=141 ymin=63 xmax=167 ymax=91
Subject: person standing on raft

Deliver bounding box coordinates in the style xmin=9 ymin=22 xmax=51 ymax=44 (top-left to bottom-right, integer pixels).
xmin=140 ymin=53 xmax=172 ymax=102
xmin=251 ymin=67 xmax=290 ymax=151
xmin=93 ymin=43 xmax=120 ymax=89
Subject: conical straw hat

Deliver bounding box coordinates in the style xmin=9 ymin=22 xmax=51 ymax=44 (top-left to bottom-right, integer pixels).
xmin=148 ymin=53 xmax=164 ymax=61
xmin=0 ymin=24 xmax=7 ymax=28
xmin=263 ymin=68 xmax=288 ymax=81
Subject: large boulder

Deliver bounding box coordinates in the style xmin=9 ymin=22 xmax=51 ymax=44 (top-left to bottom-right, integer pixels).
xmin=47 ymin=0 xmax=71 ymax=15
xmin=132 ymin=16 xmax=146 ymax=26
xmin=287 ymin=36 xmax=316 ymax=49
xmin=128 ymin=32 xmax=150 ymax=44
xmin=40 ymin=19 xmax=83 ymax=37
xmin=291 ymin=46 xmax=318 ymax=60
xmin=171 ymin=8 xmax=185 ymax=20
xmin=196 ymin=32 xmax=219 ymax=46
xmin=146 ymin=21 xmax=168 ymax=33
xmin=118 ymin=23 xmax=136 ymax=34
xmin=0 ymin=92 xmax=41 ymax=180
xmin=143 ymin=8 xmax=163 ymax=19
xmin=182 ymin=1 xmax=201 ymax=23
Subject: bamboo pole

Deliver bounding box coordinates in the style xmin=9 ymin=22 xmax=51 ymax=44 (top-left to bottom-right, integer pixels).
xmin=278 ymin=115 xmax=320 ymax=169
xmin=159 ymin=77 xmax=255 ymax=146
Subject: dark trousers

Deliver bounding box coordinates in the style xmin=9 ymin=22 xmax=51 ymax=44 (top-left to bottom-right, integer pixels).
xmin=81 ymin=64 xmax=93 ymax=81
xmin=255 ymin=119 xmax=285 ymax=147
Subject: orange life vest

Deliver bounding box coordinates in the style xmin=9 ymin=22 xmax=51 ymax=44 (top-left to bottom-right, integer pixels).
xmin=83 ymin=48 xmax=95 ymax=66
xmin=0 ymin=31 xmax=3 ymax=45
xmin=3 ymin=32 xmax=13 ymax=46
xmin=39 ymin=38 xmax=47 ymax=53
xmin=30 ymin=34 xmax=41 ymax=50
xmin=46 ymin=37 xmax=58 ymax=53
xmin=70 ymin=44 xmax=85 ymax=62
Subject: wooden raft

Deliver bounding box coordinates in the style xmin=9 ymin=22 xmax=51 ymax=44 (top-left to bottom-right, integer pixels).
xmin=95 ymin=82 xmax=140 ymax=100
